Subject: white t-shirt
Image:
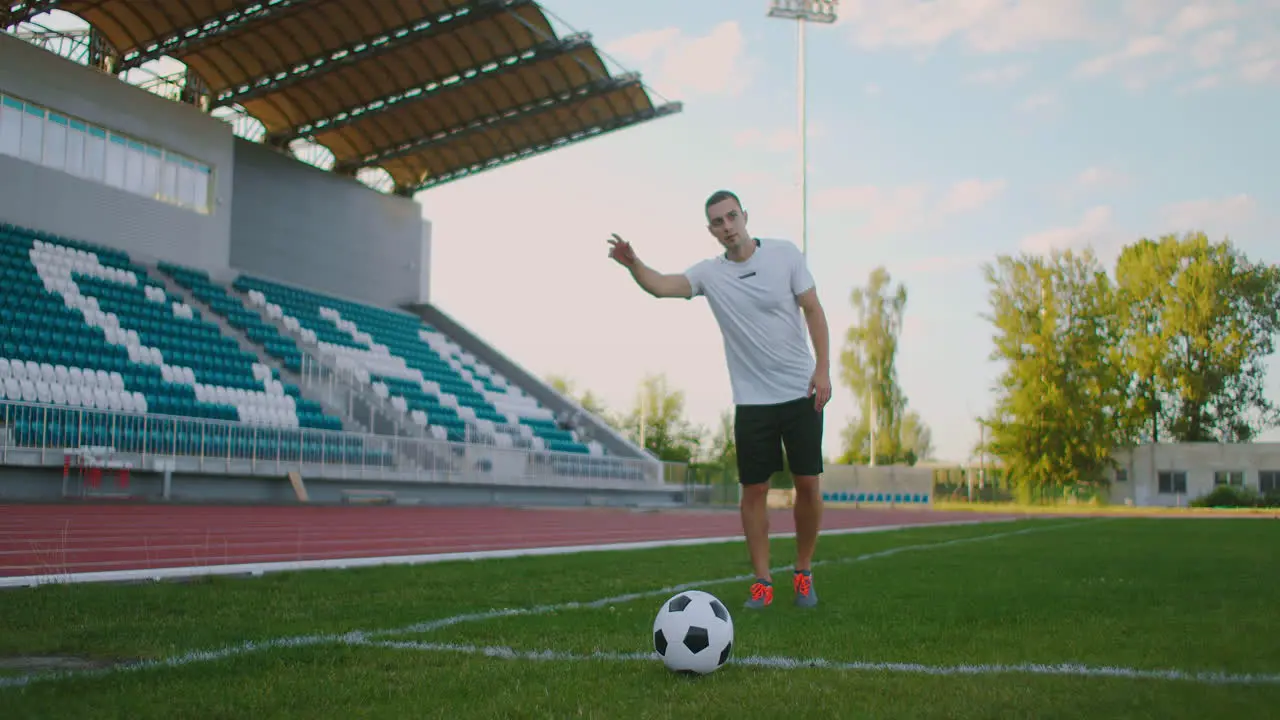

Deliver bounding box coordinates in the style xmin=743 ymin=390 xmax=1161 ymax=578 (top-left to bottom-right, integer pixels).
xmin=684 ymin=237 xmax=816 ymax=407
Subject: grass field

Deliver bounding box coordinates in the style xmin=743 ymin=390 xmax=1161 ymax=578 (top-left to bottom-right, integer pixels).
xmin=2 ymin=515 xmax=1278 ymax=718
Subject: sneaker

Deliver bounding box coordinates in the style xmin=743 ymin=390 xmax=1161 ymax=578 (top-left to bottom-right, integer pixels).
xmin=744 ymin=578 xmax=773 ymax=609
xmin=793 ymin=570 xmax=817 ymax=608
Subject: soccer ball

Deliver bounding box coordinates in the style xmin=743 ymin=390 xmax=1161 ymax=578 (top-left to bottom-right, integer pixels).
xmin=652 ymin=589 xmax=734 ymax=675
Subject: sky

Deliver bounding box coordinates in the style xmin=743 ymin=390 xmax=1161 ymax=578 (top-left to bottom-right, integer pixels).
xmin=418 ymin=0 xmax=1280 ymax=463
xmin=24 ymin=1 xmax=1280 ymax=464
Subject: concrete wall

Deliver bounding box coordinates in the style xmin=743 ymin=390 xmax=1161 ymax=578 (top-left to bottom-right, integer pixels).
xmin=820 ymin=464 xmax=934 ymax=503
xmin=0 ymin=465 xmax=683 ymax=509
xmin=1110 ymin=442 xmax=1280 ymax=507
xmin=0 ymin=33 xmax=234 ymax=269
xmin=228 ymin=139 xmax=430 ymax=308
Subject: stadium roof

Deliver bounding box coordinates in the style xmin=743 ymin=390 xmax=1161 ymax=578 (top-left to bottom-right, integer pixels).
xmin=1 ymin=0 xmax=681 ymax=194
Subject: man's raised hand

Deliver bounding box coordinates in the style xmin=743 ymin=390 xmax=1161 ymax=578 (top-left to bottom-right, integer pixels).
xmin=607 ymin=233 xmax=637 ymax=268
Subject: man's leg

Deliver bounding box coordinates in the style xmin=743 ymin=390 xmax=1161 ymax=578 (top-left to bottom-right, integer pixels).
xmin=740 ymin=480 xmax=772 ymax=581
xmin=735 ymin=403 xmax=783 ymax=609
xmin=782 ymin=397 xmax=825 ymax=607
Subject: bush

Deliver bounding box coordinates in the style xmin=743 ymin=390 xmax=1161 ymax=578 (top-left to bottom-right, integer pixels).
xmin=1190 ymin=485 xmax=1280 ymax=508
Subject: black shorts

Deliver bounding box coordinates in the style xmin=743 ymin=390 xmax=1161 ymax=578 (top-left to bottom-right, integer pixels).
xmin=734 ymin=395 xmax=824 ymax=486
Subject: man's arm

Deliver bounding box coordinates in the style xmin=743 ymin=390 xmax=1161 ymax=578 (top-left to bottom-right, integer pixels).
xmin=609 ymin=234 xmax=694 ymax=299
xmin=797 ymin=288 xmax=830 ymax=374
xmin=628 ymin=259 xmax=694 ymax=299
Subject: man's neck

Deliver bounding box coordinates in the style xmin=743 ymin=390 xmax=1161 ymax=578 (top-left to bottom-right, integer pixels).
xmin=726 ymin=237 xmax=759 ymax=263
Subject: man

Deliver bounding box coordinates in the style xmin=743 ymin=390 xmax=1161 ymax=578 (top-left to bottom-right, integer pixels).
xmin=607 ymin=189 xmax=832 ymax=609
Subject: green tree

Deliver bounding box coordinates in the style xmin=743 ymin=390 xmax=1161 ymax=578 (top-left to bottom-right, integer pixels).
xmin=837 ymin=266 xmax=934 ymax=465
xmin=623 ymin=373 xmax=705 ymax=463
xmin=1114 ymin=232 xmax=1280 ymax=443
xmin=980 ymin=249 xmax=1128 ymax=503
xmin=545 ymin=373 xmax=617 ymax=427
xmin=900 ymin=409 xmax=934 ymax=465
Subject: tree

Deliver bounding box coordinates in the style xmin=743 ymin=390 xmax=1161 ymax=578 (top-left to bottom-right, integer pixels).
xmin=622 ymin=373 xmax=706 ymax=463
xmin=544 ymin=373 xmax=617 ymax=427
xmin=837 ymin=266 xmax=935 ymax=465
xmin=980 ymin=248 xmax=1129 ymax=503
xmin=900 ymin=409 xmax=934 ymax=465
xmin=1114 ymin=233 xmax=1280 ymax=443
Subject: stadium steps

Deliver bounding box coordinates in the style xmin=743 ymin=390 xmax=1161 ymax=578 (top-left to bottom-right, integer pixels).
xmin=149 ymin=262 xmax=367 ymax=436
xmin=219 ymin=281 xmax=445 ymax=477
xmin=222 ymin=283 xmax=423 ymax=442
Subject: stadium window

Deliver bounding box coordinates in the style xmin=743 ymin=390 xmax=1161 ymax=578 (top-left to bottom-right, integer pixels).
xmin=1259 ymin=471 xmax=1280 ymax=494
xmin=125 ymin=139 xmax=146 ymax=195
xmin=0 ymin=91 xmax=213 ymax=215
xmin=194 ymin=165 xmax=211 ymax=214
xmin=0 ymin=95 xmax=21 ymax=156
xmin=65 ymin=118 xmax=87 ymax=177
xmin=20 ymin=103 xmax=43 ymax=164
xmin=1157 ymin=471 xmax=1187 ymax=494
xmin=43 ymin=112 xmax=68 ymax=172
xmin=142 ymin=145 xmax=162 ymax=200
xmin=105 ymin=134 xmax=126 ymax=188
xmin=160 ymin=151 xmax=180 ymax=204
xmin=1115 ymin=468 xmax=1128 ymax=483
xmin=1213 ymin=470 xmax=1244 ymax=487
xmin=84 ymin=127 xmax=106 ymax=182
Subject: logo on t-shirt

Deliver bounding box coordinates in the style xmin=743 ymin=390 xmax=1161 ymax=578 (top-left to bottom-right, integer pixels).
xmin=737 ymin=271 xmax=757 ymax=279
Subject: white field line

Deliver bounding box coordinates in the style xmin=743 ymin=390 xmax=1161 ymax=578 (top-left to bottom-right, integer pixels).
xmin=2 ymin=519 xmax=1106 ymax=691
xmin=0 ymin=517 xmax=1012 ymax=589
xmin=361 ymin=639 xmax=1280 ymax=686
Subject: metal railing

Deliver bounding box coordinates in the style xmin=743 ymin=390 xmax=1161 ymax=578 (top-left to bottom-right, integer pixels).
xmin=0 ymin=400 xmax=666 ymax=488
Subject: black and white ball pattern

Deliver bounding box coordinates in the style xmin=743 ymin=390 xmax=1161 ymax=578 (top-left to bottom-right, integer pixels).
xmin=652 ymin=589 xmax=734 ymax=674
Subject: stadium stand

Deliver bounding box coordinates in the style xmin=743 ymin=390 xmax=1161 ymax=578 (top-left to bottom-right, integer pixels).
xmin=0 ymin=1 xmax=684 ymax=506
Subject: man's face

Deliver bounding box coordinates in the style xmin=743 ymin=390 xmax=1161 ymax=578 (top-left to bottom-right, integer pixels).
xmin=706 ymin=198 xmax=748 ymax=252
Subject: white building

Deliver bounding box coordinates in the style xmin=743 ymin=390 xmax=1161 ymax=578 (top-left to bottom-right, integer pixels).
xmin=1109 ymin=443 xmax=1280 ymax=507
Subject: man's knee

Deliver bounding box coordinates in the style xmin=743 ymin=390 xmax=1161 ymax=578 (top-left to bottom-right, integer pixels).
xmin=793 ymin=474 xmax=821 ymax=499
xmin=741 ymin=481 xmax=770 ymax=502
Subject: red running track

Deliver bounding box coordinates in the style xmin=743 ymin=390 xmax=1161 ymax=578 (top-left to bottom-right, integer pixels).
xmin=0 ymin=503 xmax=1020 ymax=580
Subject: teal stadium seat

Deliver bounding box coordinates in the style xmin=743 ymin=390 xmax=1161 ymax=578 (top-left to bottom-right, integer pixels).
xmin=0 ymin=222 xmax=383 ymax=466
xmin=230 ymin=275 xmax=640 ymax=480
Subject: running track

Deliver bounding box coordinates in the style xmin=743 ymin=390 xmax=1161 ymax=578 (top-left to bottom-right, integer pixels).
xmin=0 ymin=503 xmax=1021 ymax=584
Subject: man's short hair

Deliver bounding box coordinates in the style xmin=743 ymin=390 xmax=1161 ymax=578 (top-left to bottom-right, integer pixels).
xmin=705 ymin=190 xmax=742 ymax=212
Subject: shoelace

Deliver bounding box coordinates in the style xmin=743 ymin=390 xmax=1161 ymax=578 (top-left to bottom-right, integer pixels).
xmin=794 ymin=574 xmax=812 ymax=595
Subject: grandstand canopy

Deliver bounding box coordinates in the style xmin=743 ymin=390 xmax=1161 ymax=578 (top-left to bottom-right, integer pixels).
xmin=1 ymin=0 xmax=681 ymax=194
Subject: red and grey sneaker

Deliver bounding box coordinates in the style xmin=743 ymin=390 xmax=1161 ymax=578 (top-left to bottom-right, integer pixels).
xmin=793 ymin=570 xmax=818 ymax=608
xmin=744 ymin=578 xmax=773 ymax=609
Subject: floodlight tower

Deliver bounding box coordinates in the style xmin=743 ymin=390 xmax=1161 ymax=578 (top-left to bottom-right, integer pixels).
xmin=766 ymin=1 xmax=837 ymax=259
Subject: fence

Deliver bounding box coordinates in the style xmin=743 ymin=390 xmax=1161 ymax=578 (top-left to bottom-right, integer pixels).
xmin=0 ymin=400 xmax=667 ymax=489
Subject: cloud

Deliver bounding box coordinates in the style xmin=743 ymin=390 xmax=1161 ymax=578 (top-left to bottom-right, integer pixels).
xmin=836 ymin=0 xmax=1278 ymax=91
xmin=1075 ymin=34 xmax=1173 ymax=77
xmin=838 ymin=0 xmax=1098 ymax=54
xmin=939 ymin=178 xmax=1007 ymax=214
xmin=1075 ymin=166 xmax=1130 ymax=191
xmin=813 ymin=177 xmax=1005 ymax=237
xmin=604 ymin=21 xmax=751 ymax=100
xmin=1158 ymin=194 xmax=1258 ymax=235
xmin=732 ymin=122 xmax=828 ymax=154
xmin=1018 ymin=91 xmax=1060 ymax=113
xmin=1075 ymin=1 xmax=1279 ymax=89
xmin=1020 ymin=205 xmax=1115 ymax=255
xmin=964 ymin=63 xmax=1029 ymax=85
xmin=813 ymin=184 xmax=931 ymax=237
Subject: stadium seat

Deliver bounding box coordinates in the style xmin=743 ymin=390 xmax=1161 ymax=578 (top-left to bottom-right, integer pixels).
xmin=156 ymin=262 xmax=306 ymax=374
xmin=0 ymin=222 xmax=381 ymax=466
xmin=231 ymin=274 xmax=597 ymax=457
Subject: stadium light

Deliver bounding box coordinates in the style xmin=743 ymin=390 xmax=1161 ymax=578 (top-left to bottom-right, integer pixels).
xmin=766 ymin=1 xmax=837 ymax=259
